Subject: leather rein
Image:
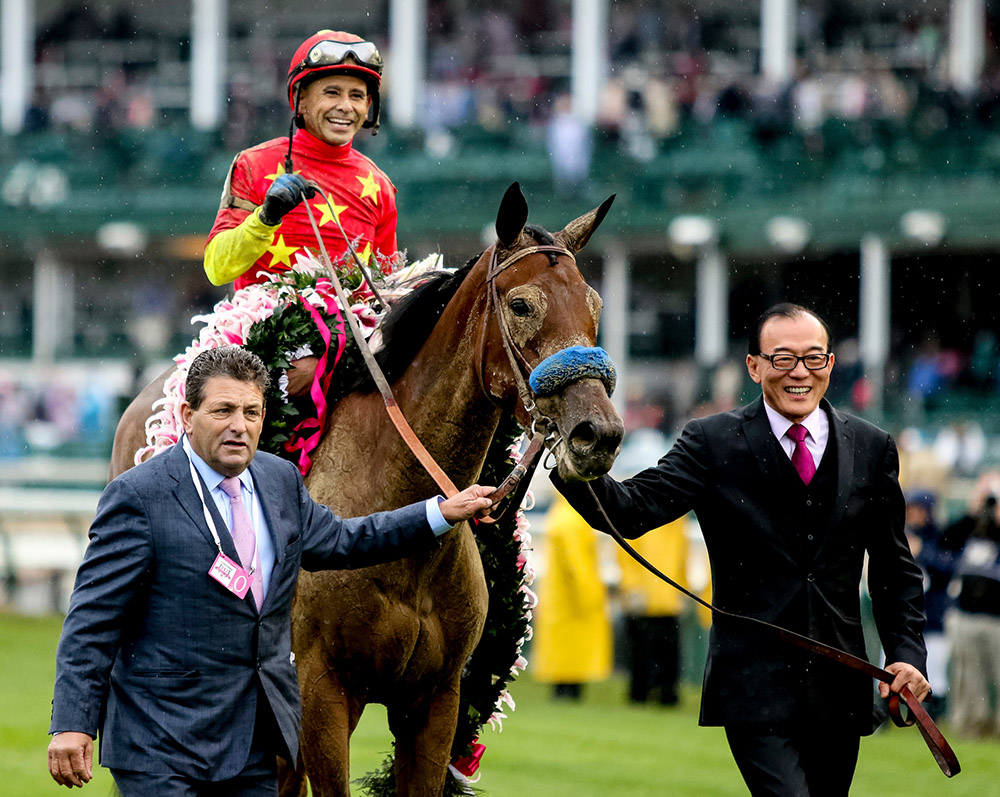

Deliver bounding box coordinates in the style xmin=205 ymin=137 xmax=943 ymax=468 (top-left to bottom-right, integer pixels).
xmin=581 ymin=481 xmax=961 ymax=777
xmin=302 ymin=193 xmax=557 ymax=517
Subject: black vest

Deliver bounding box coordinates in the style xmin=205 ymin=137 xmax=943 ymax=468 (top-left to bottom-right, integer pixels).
xmin=774 ymin=426 xmax=838 ymax=544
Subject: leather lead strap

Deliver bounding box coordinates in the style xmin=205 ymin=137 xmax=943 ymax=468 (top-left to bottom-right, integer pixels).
xmin=304 ymin=197 xmax=459 ymax=498
xmin=585 ymin=482 xmax=961 ymax=778
xmin=479 ymin=430 xmax=547 ymax=523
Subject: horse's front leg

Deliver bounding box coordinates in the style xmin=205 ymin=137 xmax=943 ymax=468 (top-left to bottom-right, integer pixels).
xmin=298 ymin=665 xmax=365 ymax=797
xmin=388 ymin=681 xmax=462 ymax=797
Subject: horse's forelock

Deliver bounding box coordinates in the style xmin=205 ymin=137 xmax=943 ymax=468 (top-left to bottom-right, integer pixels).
xmin=497 ymin=225 xmax=559 ymax=265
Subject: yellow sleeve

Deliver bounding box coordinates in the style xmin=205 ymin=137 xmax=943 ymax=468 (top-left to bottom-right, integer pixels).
xmin=203 ymin=208 xmax=278 ymax=286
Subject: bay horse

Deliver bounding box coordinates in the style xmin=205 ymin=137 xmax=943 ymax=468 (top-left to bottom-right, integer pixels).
xmin=109 ymin=183 xmax=624 ymax=796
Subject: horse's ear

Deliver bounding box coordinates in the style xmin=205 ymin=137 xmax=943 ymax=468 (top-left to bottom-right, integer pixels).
xmin=495 ymin=182 xmax=529 ymax=248
xmin=557 ymin=194 xmax=616 ymax=253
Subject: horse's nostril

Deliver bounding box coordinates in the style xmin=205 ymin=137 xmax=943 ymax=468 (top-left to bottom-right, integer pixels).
xmin=568 ymin=421 xmax=598 ymax=454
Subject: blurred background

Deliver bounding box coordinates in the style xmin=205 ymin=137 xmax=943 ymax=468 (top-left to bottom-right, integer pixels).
xmin=3 ymin=1 xmax=1000 ymax=787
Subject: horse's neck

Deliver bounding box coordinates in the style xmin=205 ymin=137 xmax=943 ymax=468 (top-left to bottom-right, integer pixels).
xmin=388 ymin=289 xmax=502 ymax=486
xmin=311 ymin=272 xmax=504 ymax=509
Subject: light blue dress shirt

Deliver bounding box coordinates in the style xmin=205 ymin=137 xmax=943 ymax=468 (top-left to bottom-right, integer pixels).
xmin=181 ymin=437 xmax=453 ymax=600
xmin=183 ymin=436 xmax=276 ymax=599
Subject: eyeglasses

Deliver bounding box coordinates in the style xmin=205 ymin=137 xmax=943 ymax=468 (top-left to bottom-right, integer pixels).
xmin=758 ymin=352 xmax=832 ymax=371
xmin=301 ymin=40 xmax=383 ymax=73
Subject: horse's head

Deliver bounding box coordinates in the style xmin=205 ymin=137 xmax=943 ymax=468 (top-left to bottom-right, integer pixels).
xmin=479 ymin=182 xmax=624 ymax=481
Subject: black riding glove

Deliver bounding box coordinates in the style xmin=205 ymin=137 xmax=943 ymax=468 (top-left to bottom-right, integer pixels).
xmin=258 ymin=173 xmax=316 ymax=226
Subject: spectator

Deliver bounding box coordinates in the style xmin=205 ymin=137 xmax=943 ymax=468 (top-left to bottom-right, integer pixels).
xmin=615 ymin=515 xmax=690 ymax=705
xmin=905 ymin=490 xmax=954 ymax=719
xmin=546 ymin=93 xmax=592 ymax=197
xmin=942 ymin=472 xmax=1000 ymax=738
xmin=532 ymin=495 xmax=613 ymax=700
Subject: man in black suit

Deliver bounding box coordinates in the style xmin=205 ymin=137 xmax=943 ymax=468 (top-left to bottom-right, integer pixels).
xmin=553 ymin=303 xmax=929 ymax=796
xmin=48 ymin=346 xmax=494 ymax=795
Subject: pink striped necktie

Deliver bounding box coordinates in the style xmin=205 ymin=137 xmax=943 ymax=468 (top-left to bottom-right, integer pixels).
xmin=787 ymin=424 xmax=816 ymax=486
xmin=220 ymin=476 xmax=263 ymax=609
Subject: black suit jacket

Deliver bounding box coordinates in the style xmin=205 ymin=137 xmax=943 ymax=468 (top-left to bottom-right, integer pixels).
xmin=553 ymin=397 xmax=926 ymax=733
xmin=51 ymin=443 xmax=437 ymax=779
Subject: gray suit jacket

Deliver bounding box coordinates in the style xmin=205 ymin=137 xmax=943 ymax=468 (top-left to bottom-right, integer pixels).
xmin=51 ymin=443 xmax=436 ymax=779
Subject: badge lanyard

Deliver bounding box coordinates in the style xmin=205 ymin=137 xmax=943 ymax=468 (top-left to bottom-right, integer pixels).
xmin=187 ymin=455 xmax=260 ymax=579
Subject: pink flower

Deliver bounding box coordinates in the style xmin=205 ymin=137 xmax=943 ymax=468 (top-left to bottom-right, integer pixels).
xmin=351 ymin=303 xmax=379 ymax=335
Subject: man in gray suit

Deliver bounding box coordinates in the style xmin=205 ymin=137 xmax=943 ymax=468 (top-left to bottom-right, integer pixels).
xmin=48 ymin=346 xmax=494 ymax=795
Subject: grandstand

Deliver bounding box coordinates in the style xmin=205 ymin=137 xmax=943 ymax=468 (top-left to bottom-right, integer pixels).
xmin=2 ymin=0 xmax=1000 ymax=473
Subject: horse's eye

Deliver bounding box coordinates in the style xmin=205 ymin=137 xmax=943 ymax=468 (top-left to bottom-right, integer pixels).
xmin=509 ymin=298 xmax=532 ymax=316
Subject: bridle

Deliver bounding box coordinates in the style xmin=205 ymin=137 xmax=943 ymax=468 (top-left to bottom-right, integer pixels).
xmin=476 ymin=243 xmax=572 ymax=423
xmin=301 ymin=195 xmax=570 ymax=516
xmin=471 ymin=242 xmax=588 ymax=518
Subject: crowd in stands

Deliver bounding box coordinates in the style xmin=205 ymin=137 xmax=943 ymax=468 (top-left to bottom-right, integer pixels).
xmin=15 ymin=2 xmax=1000 ymax=149
xmin=0 ymin=370 xmax=116 ymax=460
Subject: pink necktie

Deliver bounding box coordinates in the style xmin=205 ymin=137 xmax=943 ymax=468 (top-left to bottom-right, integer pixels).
xmin=787 ymin=424 xmax=816 ymax=485
xmin=220 ymin=476 xmax=263 ymax=609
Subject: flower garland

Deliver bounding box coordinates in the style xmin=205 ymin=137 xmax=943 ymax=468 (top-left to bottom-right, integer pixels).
xmin=133 ymin=251 xmax=441 ymax=470
xmin=451 ymin=417 xmax=537 ymax=783
xmin=134 ymin=255 xmax=343 ymax=467
xmin=133 ymin=253 xmax=536 ymax=794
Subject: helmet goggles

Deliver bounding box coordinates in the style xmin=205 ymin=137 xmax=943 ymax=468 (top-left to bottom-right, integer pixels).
xmin=299 ymin=40 xmax=383 ymax=75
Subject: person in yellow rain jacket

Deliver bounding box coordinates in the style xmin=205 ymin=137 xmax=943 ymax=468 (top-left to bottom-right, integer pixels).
xmin=616 ymin=516 xmax=693 ymax=705
xmin=533 ymin=495 xmax=612 ymax=700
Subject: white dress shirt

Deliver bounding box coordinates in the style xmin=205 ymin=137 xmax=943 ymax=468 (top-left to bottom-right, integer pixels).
xmin=761 ymin=400 xmax=830 ymax=469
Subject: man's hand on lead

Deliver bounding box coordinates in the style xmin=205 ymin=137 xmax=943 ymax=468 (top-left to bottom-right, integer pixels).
xmin=880 ymin=661 xmax=931 ymax=702
xmin=259 ymin=173 xmax=317 ymax=226
xmin=440 ymin=485 xmax=496 ymax=525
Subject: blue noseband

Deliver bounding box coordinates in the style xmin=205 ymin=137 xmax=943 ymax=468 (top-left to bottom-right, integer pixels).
xmin=528 ymin=346 xmax=617 ymax=398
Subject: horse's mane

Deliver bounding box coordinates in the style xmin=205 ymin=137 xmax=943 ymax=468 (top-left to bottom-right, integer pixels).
xmin=341 ymin=226 xmax=555 ymax=393
xmin=341 ymin=255 xmax=478 ymax=393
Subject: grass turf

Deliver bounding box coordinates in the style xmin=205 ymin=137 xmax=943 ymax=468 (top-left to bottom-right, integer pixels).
xmin=4 ymin=613 xmax=997 ymax=796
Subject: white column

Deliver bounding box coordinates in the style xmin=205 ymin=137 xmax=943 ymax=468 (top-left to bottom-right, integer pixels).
xmin=389 ymin=0 xmax=425 ymax=129
xmin=1 ymin=0 xmax=33 ymax=134
xmin=760 ymin=0 xmax=795 ymax=84
xmin=949 ymin=0 xmax=985 ymax=95
xmin=859 ymin=234 xmax=890 ymax=415
xmin=602 ymin=241 xmax=629 ymax=419
xmin=571 ymin=0 xmax=607 ymax=123
xmin=32 ymin=250 xmax=73 ymax=363
xmin=190 ymin=0 xmax=226 ymax=130
xmin=695 ymin=244 xmax=728 ymax=368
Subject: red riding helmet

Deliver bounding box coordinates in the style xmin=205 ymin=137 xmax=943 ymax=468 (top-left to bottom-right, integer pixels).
xmin=286 ymin=30 xmax=383 ymax=131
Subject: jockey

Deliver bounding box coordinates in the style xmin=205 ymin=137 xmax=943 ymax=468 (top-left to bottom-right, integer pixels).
xmin=204 ymin=30 xmax=398 ymax=292
xmin=203 ymin=30 xmax=399 ymax=397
